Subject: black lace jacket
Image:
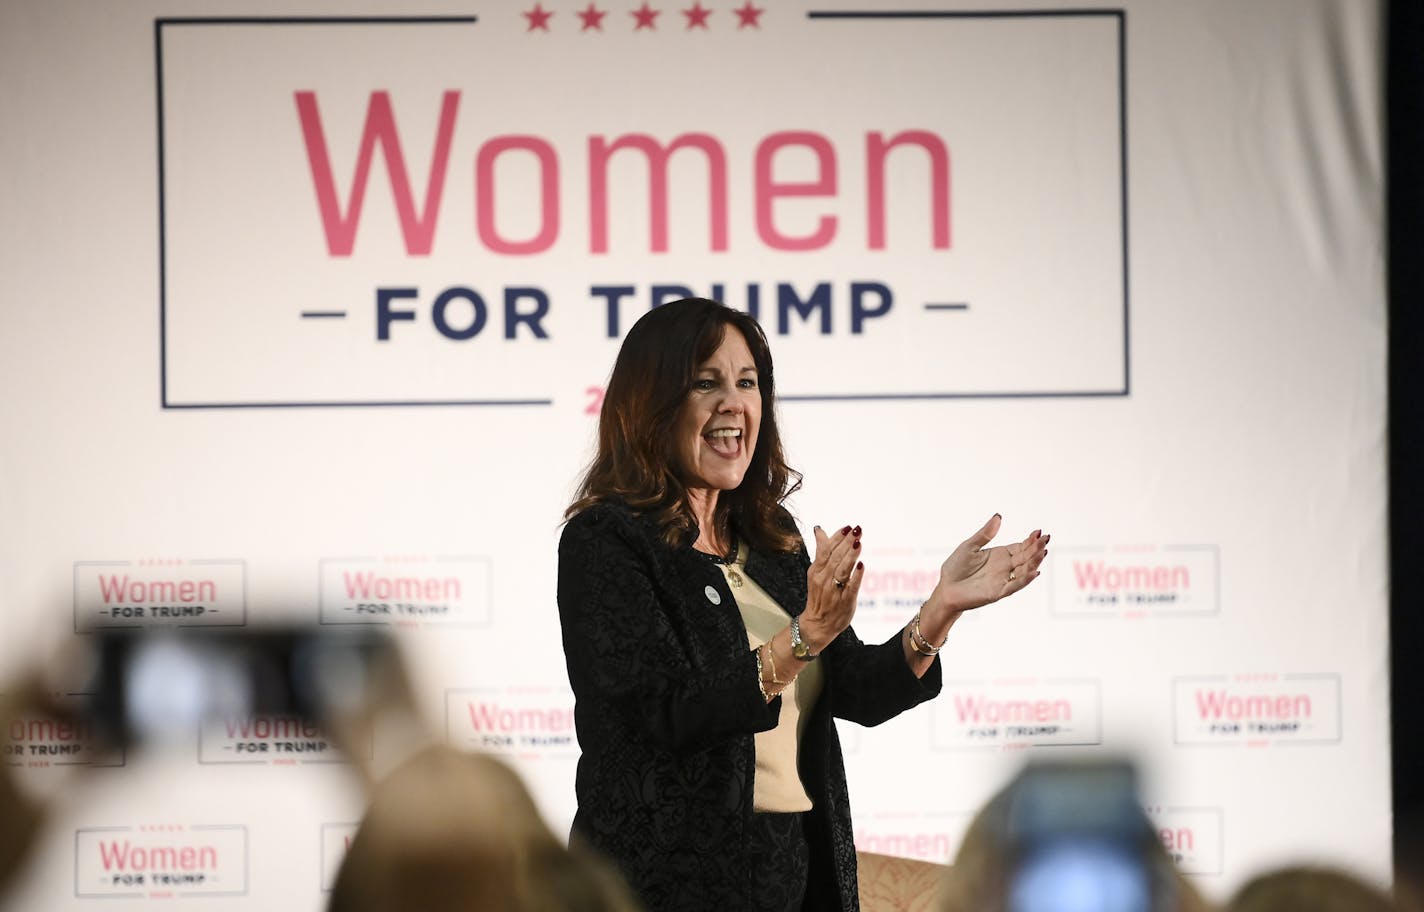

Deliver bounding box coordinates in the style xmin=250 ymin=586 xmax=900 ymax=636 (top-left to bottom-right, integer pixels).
xmin=557 ymin=501 xmax=942 ymax=911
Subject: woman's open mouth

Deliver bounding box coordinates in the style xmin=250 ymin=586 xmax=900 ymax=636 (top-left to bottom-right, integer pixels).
xmin=704 ymin=427 xmax=743 ymax=458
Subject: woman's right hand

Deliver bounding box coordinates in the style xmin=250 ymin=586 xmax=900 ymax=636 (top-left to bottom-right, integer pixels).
xmin=798 ymin=525 xmax=864 ymax=653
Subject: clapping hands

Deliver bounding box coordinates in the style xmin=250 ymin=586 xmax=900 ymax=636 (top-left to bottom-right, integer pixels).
xmin=930 ymin=513 xmax=1048 ymax=616
xmin=798 ymin=524 xmax=864 ymax=652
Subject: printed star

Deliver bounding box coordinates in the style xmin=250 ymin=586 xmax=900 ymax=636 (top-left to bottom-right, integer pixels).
xmin=682 ymin=1 xmax=712 ymax=29
xmin=577 ymin=2 xmax=608 ymax=31
xmin=631 ymin=2 xmax=661 ymax=30
xmin=523 ymin=3 xmax=554 ymax=31
xmin=733 ymin=0 xmax=764 ymax=29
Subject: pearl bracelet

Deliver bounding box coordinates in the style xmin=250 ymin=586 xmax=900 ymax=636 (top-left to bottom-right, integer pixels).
xmin=909 ymin=609 xmax=948 ymax=656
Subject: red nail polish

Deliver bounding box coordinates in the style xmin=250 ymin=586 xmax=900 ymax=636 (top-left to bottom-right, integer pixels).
xmin=853 ymin=540 xmax=861 ymax=550
xmin=852 ymin=525 xmax=862 ymax=536
xmin=840 ymin=525 xmax=851 ymax=535
xmin=857 ymin=561 xmax=864 ymax=571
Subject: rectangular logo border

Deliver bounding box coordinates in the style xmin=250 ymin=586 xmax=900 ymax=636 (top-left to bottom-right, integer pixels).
xmin=315 ymin=554 xmax=495 ymax=629
xmin=930 ymin=677 xmax=1104 ymax=752
xmin=71 ymin=558 xmax=249 ymax=633
xmin=1047 ymin=544 xmax=1221 ymax=619
xmin=72 ymin=824 xmax=250 ymax=899
xmin=1170 ymin=673 xmax=1344 ymax=747
xmin=155 ymin=10 xmax=1129 ymax=408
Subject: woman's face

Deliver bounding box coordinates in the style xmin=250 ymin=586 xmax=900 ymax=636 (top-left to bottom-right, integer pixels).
xmin=673 ymin=326 xmax=762 ymax=495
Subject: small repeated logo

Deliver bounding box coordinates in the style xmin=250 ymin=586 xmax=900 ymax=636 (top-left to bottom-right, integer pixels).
xmin=199 ymin=714 xmax=366 ymax=766
xmin=319 ymin=555 xmax=491 ymax=627
xmin=445 ymin=685 xmax=576 ymax=759
xmin=932 ymin=678 xmax=1102 ymax=751
xmin=74 ymin=824 xmax=247 ymax=898
xmin=320 ymin=823 xmax=358 ymax=892
xmin=4 ymin=695 xmax=123 ymax=769
xmin=1049 ymin=545 xmax=1219 ymax=618
xmin=1172 ymin=673 xmax=1341 ymax=746
xmin=853 ymin=810 xmax=971 ymax=863
xmin=1144 ymin=805 xmax=1223 ymax=875
xmin=73 ymin=559 xmax=247 ymax=631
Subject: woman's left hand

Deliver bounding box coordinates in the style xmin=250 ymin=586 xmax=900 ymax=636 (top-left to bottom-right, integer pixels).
xmin=927 ymin=514 xmax=1048 ymax=619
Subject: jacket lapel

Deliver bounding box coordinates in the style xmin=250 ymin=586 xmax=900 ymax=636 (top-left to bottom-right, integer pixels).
xmin=743 ymin=546 xmax=807 ymax=617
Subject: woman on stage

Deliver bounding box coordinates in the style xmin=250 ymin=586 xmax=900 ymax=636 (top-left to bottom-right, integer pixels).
xmin=557 ymin=298 xmax=1047 ymax=911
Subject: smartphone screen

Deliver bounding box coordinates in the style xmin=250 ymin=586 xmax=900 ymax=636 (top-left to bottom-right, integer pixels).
xmin=1009 ymin=841 xmax=1152 ymax=912
xmin=85 ymin=628 xmax=389 ymax=746
xmin=1006 ymin=761 xmax=1154 ymax=912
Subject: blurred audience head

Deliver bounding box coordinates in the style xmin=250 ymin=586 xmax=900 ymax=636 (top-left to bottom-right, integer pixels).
xmin=0 ymin=679 xmax=54 ymax=899
xmin=327 ymin=745 xmax=638 ymax=912
xmin=1227 ymin=865 xmax=1403 ymax=912
xmin=940 ymin=758 xmax=1213 ymax=912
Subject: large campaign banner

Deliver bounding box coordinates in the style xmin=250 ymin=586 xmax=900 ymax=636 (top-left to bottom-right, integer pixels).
xmin=0 ymin=0 xmax=1387 ymax=908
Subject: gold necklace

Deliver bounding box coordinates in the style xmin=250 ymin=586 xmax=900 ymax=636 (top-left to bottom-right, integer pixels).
xmin=702 ymin=535 xmax=743 ymax=588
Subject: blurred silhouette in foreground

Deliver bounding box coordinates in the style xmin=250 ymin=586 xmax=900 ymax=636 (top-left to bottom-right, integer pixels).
xmin=939 ymin=759 xmax=1213 ymax=912
xmin=0 ymin=680 xmax=49 ymax=896
xmin=327 ymin=745 xmax=639 ymax=912
xmin=1226 ymin=866 xmax=1408 ymax=912
xmin=0 ymin=626 xmax=642 ymax=911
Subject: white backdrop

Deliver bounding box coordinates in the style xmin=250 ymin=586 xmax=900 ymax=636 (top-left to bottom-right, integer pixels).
xmin=0 ymin=0 xmax=1387 ymax=907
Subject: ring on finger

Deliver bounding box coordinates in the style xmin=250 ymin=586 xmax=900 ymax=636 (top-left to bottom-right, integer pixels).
xmin=1008 ymin=571 xmax=1017 ymax=582
xmin=833 ymin=577 xmax=847 ymax=589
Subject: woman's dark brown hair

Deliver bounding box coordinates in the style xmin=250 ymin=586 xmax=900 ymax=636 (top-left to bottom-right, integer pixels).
xmin=565 ymin=297 xmax=802 ymax=552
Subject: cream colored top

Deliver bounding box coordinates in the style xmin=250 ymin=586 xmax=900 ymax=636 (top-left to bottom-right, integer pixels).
xmin=716 ymin=544 xmax=823 ymax=813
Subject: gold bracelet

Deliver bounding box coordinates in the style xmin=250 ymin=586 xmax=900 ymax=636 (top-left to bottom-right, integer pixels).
xmin=763 ymin=641 xmax=789 ymax=686
xmin=908 ymin=625 xmax=936 ymax=656
xmin=754 ymin=647 xmax=772 ymax=701
xmin=911 ymin=612 xmax=945 ymax=655
xmin=909 ymin=614 xmax=936 ymax=654
xmin=909 ymin=609 xmax=948 ymax=656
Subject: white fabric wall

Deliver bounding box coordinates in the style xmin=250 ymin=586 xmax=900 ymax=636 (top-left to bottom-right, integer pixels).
xmin=0 ymin=0 xmax=1386 ymax=907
